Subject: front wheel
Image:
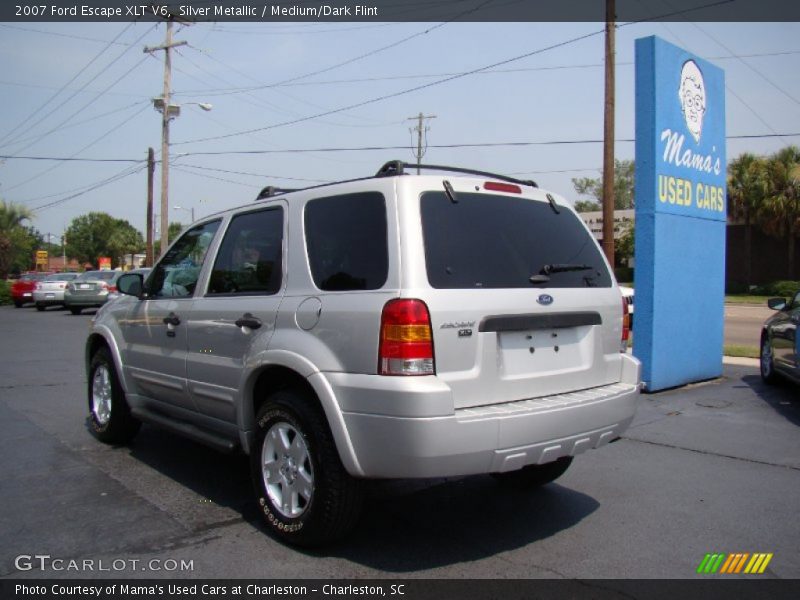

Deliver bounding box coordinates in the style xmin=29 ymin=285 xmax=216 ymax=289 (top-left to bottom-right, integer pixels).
xmin=492 ymin=456 xmax=573 ymax=489
xmin=88 ymin=347 xmax=141 ymax=444
xmin=760 ymin=333 xmax=778 ymax=384
xmin=251 ymin=390 xmax=363 ymax=547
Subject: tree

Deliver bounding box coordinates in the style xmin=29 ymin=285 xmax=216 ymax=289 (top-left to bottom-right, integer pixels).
xmin=153 ymin=222 xmax=185 ymax=258
xmin=65 ymin=213 xmax=144 ymax=269
xmin=572 ymin=159 xmax=635 ymax=210
xmin=108 ymin=222 xmax=145 ymax=268
xmin=0 ymin=200 xmax=35 ymax=278
xmin=761 ymin=146 xmax=800 ymax=278
xmin=727 ymin=153 xmax=768 ymax=287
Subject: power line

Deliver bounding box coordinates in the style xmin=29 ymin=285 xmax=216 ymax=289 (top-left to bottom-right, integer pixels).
xmin=0 ymin=23 xmax=135 ymax=147
xmin=177 ymin=49 xmax=800 ymax=95
xmin=0 ymin=23 xmax=137 ymax=46
xmin=30 ymin=163 xmax=147 ymax=212
xmin=5 ymin=131 xmax=799 ymax=164
xmin=1 ymin=24 xmax=158 ymax=156
xmin=174 ymin=27 xmax=608 ymax=146
xmin=173 ymin=0 xmax=730 ymax=147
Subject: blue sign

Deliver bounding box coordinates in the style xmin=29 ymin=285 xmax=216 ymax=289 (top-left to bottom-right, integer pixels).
xmin=634 ymin=36 xmax=726 ymax=391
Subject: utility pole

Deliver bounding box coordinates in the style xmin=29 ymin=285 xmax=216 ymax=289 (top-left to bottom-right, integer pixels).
xmin=602 ymin=0 xmax=616 ymax=266
xmin=407 ymin=112 xmax=436 ymax=174
xmin=146 ymin=147 xmax=155 ymax=267
xmin=144 ymin=20 xmax=187 ymax=257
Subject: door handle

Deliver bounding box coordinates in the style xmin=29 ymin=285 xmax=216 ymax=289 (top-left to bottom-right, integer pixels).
xmin=235 ymin=313 xmax=262 ymax=330
xmin=163 ymin=312 xmax=181 ymax=327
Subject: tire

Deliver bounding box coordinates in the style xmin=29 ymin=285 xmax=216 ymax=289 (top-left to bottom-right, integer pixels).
xmin=760 ymin=333 xmax=778 ymax=385
xmin=13 ymin=300 xmax=23 ymax=308
xmin=493 ymin=456 xmax=574 ymax=489
xmin=251 ymin=390 xmax=363 ymax=547
xmin=88 ymin=347 xmax=141 ymax=444
xmin=70 ymin=307 xmax=82 ymax=315
xmin=36 ymin=303 xmax=45 ymax=312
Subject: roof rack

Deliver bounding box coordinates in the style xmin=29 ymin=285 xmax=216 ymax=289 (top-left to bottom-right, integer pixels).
xmin=375 ymin=160 xmax=537 ymax=188
xmin=255 ymin=186 xmax=299 ymax=200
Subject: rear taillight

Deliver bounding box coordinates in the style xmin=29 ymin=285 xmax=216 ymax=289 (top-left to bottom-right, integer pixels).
xmin=379 ymin=299 xmax=435 ymax=376
xmin=621 ymin=297 xmax=631 ymax=352
xmin=107 ymin=285 xmax=117 ymax=293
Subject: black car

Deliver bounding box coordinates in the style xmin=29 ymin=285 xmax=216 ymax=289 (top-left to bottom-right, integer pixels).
xmin=760 ymin=290 xmax=800 ymax=386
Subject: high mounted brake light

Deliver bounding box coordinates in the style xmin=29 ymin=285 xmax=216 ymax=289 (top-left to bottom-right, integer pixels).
xmin=379 ymin=299 xmax=435 ymax=376
xmin=484 ymin=181 xmax=522 ymax=194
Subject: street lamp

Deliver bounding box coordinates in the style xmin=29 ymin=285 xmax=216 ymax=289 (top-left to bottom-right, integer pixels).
xmin=173 ymin=205 xmax=195 ymax=223
xmin=151 ymin=97 xmax=212 ymax=255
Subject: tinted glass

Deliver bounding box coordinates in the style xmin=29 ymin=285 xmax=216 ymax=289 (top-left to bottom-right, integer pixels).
xmin=148 ymin=220 xmax=221 ymax=298
xmin=208 ymin=208 xmax=284 ymax=296
xmin=44 ymin=273 xmax=78 ymax=281
xmin=76 ymin=271 xmax=114 ymax=281
xmin=305 ymin=192 xmax=388 ymax=291
xmin=421 ymin=192 xmax=612 ymax=289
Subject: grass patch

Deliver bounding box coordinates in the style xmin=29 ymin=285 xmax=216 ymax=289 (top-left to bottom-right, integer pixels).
xmin=724 ymin=344 xmax=760 ymax=359
xmin=725 ymin=295 xmax=771 ymax=305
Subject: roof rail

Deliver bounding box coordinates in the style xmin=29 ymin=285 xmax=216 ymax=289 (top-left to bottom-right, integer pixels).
xmin=255 ymin=186 xmax=300 ymax=200
xmin=375 ymin=160 xmax=537 ymax=188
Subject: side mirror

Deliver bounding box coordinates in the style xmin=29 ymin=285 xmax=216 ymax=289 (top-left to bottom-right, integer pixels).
xmin=767 ymin=297 xmax=787 ymax=311
xmin=117 ymin=273 xmax=143 ymax=297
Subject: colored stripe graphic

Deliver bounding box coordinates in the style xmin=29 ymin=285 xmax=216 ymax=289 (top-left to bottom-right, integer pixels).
xmin=698 ymin=553 xmax=773 ymax=575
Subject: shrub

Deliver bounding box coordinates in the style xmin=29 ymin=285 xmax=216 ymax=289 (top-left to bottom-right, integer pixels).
xmin=0 ymin=280 xmax=10 ymax=306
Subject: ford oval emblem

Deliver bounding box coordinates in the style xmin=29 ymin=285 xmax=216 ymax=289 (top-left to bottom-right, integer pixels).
xmin=537 ymin=294 xmax=554 ymax=306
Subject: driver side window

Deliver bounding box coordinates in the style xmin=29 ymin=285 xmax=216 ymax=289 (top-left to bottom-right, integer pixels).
xmin=148 ymin=220 xmax=221 ymax=298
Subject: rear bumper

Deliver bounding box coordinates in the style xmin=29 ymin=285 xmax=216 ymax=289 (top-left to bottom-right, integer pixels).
xmin=64 ymin=294 xmax=107 ymax=307
xmin=331 ymin=354 xmax=641 ymax=478
xmin=33 ymin=291 xmax=66 ymax=305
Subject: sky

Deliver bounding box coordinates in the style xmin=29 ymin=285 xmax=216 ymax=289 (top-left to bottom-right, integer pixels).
xmin=0 ymin=14 xmax=799 ymax=244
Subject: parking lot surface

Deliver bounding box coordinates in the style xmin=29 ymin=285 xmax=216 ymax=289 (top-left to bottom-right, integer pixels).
xmin=0 ymin=305 xmax=798 ymax=580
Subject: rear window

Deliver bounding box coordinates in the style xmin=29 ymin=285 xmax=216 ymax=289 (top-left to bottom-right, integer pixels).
xmin=304 ymin=192 xmax=388 ymax=291
xmin=420 ymin=191 xmax=612 ymax=289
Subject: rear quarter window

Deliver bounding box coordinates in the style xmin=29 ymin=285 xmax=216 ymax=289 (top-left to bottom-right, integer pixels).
xmin=304 ymin=191 xmax=388 ymax=291
xmin=420 ymin=191 xmax=612 ymax=289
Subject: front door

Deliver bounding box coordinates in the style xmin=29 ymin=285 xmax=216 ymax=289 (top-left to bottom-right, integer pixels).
xmin=122 ymin=220 xmax=221 ymax=412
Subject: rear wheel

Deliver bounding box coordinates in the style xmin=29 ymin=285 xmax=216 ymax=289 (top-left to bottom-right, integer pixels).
xmin=35 ymin=303 xmax=45 ymax=312
xmin=13 ymin=300 xmax=23 ymax=308
xmin=251 ymin=390 xmax=363 ymax=546
xmin=760 ymin=333 xmax=778 ymax=384
xmin=69 ymin=307 xmax=82 ymax=315
xmin=88 ymin=347 xmax=141 ymax=444
xmin=493 ymin=457 xmax=573 ymax=489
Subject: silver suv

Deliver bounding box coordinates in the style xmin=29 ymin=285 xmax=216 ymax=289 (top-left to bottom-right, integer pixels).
xmin=86 ymin=162 xmax=640 ymax=546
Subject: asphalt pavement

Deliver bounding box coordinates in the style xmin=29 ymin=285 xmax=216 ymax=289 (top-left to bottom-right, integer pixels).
xmin=0 ymin=304 xmax=798 ymax=582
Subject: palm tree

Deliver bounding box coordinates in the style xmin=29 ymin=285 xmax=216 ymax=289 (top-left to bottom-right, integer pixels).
xmin=0 ymin=200 xmax=34 ymax=278
xmin=761 ymin=146 xmax=800 ymax=278
xmin=727 ymin=153 xmax=768 ymax=287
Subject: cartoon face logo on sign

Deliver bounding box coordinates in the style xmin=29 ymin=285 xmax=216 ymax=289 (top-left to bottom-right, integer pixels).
xmin=679 ymin=60 xmax=706 ymax=143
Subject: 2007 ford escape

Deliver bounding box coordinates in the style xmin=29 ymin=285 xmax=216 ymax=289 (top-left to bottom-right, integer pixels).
xmin=86 ymin=161 xmax=640 ymax=546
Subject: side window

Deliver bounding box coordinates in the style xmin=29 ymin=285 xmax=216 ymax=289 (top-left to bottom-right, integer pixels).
xmin=148 ymin=220 xmax=221 ymax=298
xmin=208 ymin=208 xmax=284 ymax=296
xmin=304 ymin=192 xmax=388 ymax=291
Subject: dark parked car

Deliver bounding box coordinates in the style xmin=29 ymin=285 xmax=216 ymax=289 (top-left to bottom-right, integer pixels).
xmin=760 ymin=290 xmax=800 ymax=386
xmin=10 ymin=273 xmax=51 ymax=307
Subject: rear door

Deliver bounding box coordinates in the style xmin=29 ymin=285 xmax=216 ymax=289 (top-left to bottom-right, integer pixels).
xmin=415 ymin=184 xmax=623 ymax=409
xmin=186 ymin=206 xmax=286 ymax=423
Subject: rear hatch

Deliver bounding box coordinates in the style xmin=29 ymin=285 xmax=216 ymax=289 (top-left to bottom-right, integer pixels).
xmin=405 ymin=179 xmax=624 ymax=409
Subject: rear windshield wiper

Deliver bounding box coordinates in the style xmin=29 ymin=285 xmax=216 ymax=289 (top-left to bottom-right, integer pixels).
xmin=529 ymin=264 xmax=593 ymax=284
xmin=541 ymin=263 xmax=593 ymax=275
